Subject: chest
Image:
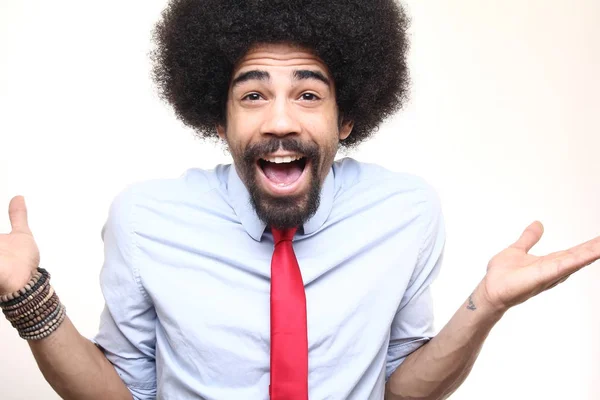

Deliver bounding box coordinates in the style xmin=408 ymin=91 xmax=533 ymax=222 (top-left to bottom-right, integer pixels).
xmin=139 ymin=221 xmax=421 ymax=384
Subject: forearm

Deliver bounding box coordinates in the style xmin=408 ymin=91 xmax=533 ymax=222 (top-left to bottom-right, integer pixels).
xmin=27 ymin=316 xmax=132 ymax=400
xmin=385 ymin=281 xmax=505 ymax=400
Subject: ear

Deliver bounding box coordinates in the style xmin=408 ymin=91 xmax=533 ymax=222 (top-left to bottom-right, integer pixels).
xmin=216 ymin=124 xmax=226 ymax=140
xmin=339 ymin=119 xmax=354 ymax=141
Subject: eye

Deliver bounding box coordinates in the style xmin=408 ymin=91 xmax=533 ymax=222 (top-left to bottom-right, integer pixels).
xmin=242 ymin=93 xmax=263 ymax=101
xmin=300 ymin=92 xmax=320 ymax=101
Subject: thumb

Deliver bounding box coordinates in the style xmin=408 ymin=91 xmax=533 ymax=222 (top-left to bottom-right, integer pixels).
xmin=9 ymin=195 xmax=32 ymax=235
xmin=510 ymin=220 xmax=544 ymax=253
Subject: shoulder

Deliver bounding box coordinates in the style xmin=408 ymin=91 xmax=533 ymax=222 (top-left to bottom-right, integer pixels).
xmin=332 ymin=157 xmax=442 ymax=213
xmin=104 ymin=164 xmax=232 ymax=234
xmin=111 ymin=164 xmax=228 ymax=206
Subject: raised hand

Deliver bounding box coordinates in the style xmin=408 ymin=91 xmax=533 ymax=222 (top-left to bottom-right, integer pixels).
xmin=479 ymin=220 xmax=600 ymax=312
xmin=0 ymin=196 xmax=40 ymax=296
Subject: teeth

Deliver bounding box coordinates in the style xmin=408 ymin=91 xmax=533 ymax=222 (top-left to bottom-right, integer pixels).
xmin=263 ymin=155 xmax=303 ymax=164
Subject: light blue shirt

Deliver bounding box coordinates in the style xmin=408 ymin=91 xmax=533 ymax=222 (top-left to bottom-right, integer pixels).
xmin=93 ymin=157 xmax=446 ymax=400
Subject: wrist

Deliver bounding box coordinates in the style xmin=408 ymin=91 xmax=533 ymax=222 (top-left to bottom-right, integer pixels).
xmin=0 ymin=270 xmax=36 ymax=297
xmin=471 ymin=280 xmax=508 ymax=322
xmin=1 ymin=268 xmax=66 ymax=341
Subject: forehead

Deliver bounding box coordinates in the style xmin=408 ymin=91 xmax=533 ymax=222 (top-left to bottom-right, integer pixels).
xmin=233 ymin=43 xmax=331 ymax=78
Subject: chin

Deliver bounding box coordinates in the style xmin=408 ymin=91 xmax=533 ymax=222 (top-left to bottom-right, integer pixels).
xmin=250 ymin=182 xmax=320 ymax=230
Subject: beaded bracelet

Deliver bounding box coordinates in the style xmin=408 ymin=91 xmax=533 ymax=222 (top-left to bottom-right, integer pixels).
xmin=0 ymin=268 xmax=46 ymax=302
xmin=0 ymin=267 xmax=66 ymax=340
xmin=20 ymin=303 xmax=63 ymax=334
xmin=20 ymin=304 xmax=65 ymax=337
xmin=3 ymin=286 xmax=54 ymax=320
xmin=7 ymin=292 xmax=57 ymax=325
xmin=20 ymin=307 xmax=66 ymax=341
xmin=13 ymin=296 xmax=60 ymax=329
xmin=3 ymin=290 xmax=57 ymax=329
xmin=1 ymin=269 xmax=50 ymax=309
xmin=0 ymin=269 xmax=42 ymax=302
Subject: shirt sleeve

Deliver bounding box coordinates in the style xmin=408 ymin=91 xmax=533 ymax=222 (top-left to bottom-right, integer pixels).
xmin=91 ymin=186 xmax=158 ymax=399
xmin=385 ymin=186 xmax=446 ymax=381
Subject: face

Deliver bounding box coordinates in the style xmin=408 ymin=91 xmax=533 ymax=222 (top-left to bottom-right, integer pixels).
xmin=217 ymin=43 xmax=353 ymax=230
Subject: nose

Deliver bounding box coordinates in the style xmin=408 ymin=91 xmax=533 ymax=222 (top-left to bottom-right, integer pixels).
xmin=260 ymin=97 xmax=301 ymax=138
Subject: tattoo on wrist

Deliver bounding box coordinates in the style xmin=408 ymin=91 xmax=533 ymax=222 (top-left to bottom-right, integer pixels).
xmin=467 ymin=294 xmax=477 ymax=311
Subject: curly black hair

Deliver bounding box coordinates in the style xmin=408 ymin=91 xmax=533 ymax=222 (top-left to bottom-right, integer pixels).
xmin=151 ymin=0 xmax=410 ymax=148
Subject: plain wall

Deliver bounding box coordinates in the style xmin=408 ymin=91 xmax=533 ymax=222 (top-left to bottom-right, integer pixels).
xmin=1 ymin=1 xmax=598 ymax=399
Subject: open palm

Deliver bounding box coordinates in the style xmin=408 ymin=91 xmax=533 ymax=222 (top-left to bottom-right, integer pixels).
xmin=481 ymin=221 xmax=600 ymax=312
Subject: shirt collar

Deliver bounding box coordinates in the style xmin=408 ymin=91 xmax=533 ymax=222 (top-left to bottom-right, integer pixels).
xmin=226 ymin=163 xmax=335 ymax=241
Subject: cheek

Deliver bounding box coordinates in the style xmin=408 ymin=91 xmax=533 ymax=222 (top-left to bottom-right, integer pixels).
xmin=316 ymin=120 xmax=341 ymax=153
xmin=225 ymin=121 xmax=251 ymax=148
xmin=227 ymin=107 xmax=263 ymax=143
xmin=305 ymin=111 xmax=340 ymax=140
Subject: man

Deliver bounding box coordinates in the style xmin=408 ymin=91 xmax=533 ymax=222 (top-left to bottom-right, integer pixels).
xmin=0 ymin=0 xmax=598 ymax=399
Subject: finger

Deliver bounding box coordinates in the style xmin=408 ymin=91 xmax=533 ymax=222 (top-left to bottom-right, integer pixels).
xmin=8 ymin=195 xmax=32 ymax=235
xmin=511 ymin=221 xmax=544 ymax=253
xmin=535 ymin=235 xmax=600 ymax=282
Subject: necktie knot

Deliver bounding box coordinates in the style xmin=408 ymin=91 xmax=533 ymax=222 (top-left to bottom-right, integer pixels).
xmin=271 ymin=226 xmax=298 ymax=245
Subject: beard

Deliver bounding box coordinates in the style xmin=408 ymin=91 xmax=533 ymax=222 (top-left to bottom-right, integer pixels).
xmin=233 ymin=137 xmax=325 ymax=230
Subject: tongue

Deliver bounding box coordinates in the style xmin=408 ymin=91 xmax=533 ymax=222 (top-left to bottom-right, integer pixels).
xmin=262 ymin=160 xmax=303 ymax=185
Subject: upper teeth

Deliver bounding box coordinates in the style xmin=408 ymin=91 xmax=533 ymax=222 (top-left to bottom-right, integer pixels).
xmin=263 ymin=155 xmax=303 ymax=164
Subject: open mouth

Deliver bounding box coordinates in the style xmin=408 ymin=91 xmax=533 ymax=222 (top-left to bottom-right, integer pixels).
xmin=258 ymin=155 xmax=308 ymax=186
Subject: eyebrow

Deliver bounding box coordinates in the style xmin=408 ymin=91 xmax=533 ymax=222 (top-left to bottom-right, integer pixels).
xmin=231 ymin=69 xmax=331 ymax=88
xmin=293 ymin=70 xmax=330 ymax=86
xmin=231 ymin=70 xmax=270 ymax=87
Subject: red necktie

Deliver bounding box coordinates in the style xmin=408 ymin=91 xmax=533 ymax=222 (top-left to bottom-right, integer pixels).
xmin=269 ymin=226 xmax=309 ymax=400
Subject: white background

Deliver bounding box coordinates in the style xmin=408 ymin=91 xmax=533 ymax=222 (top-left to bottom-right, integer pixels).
xmin=1 ymin=1 xmax=598 ymax=399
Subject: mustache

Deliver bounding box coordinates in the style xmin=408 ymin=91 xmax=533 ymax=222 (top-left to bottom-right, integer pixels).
xmin=242 ymin=137 xmax=320 ymax=165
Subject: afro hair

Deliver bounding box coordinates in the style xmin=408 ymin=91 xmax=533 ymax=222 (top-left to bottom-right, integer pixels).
xmin=151 ymin=0 xmax=411 ymax=148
